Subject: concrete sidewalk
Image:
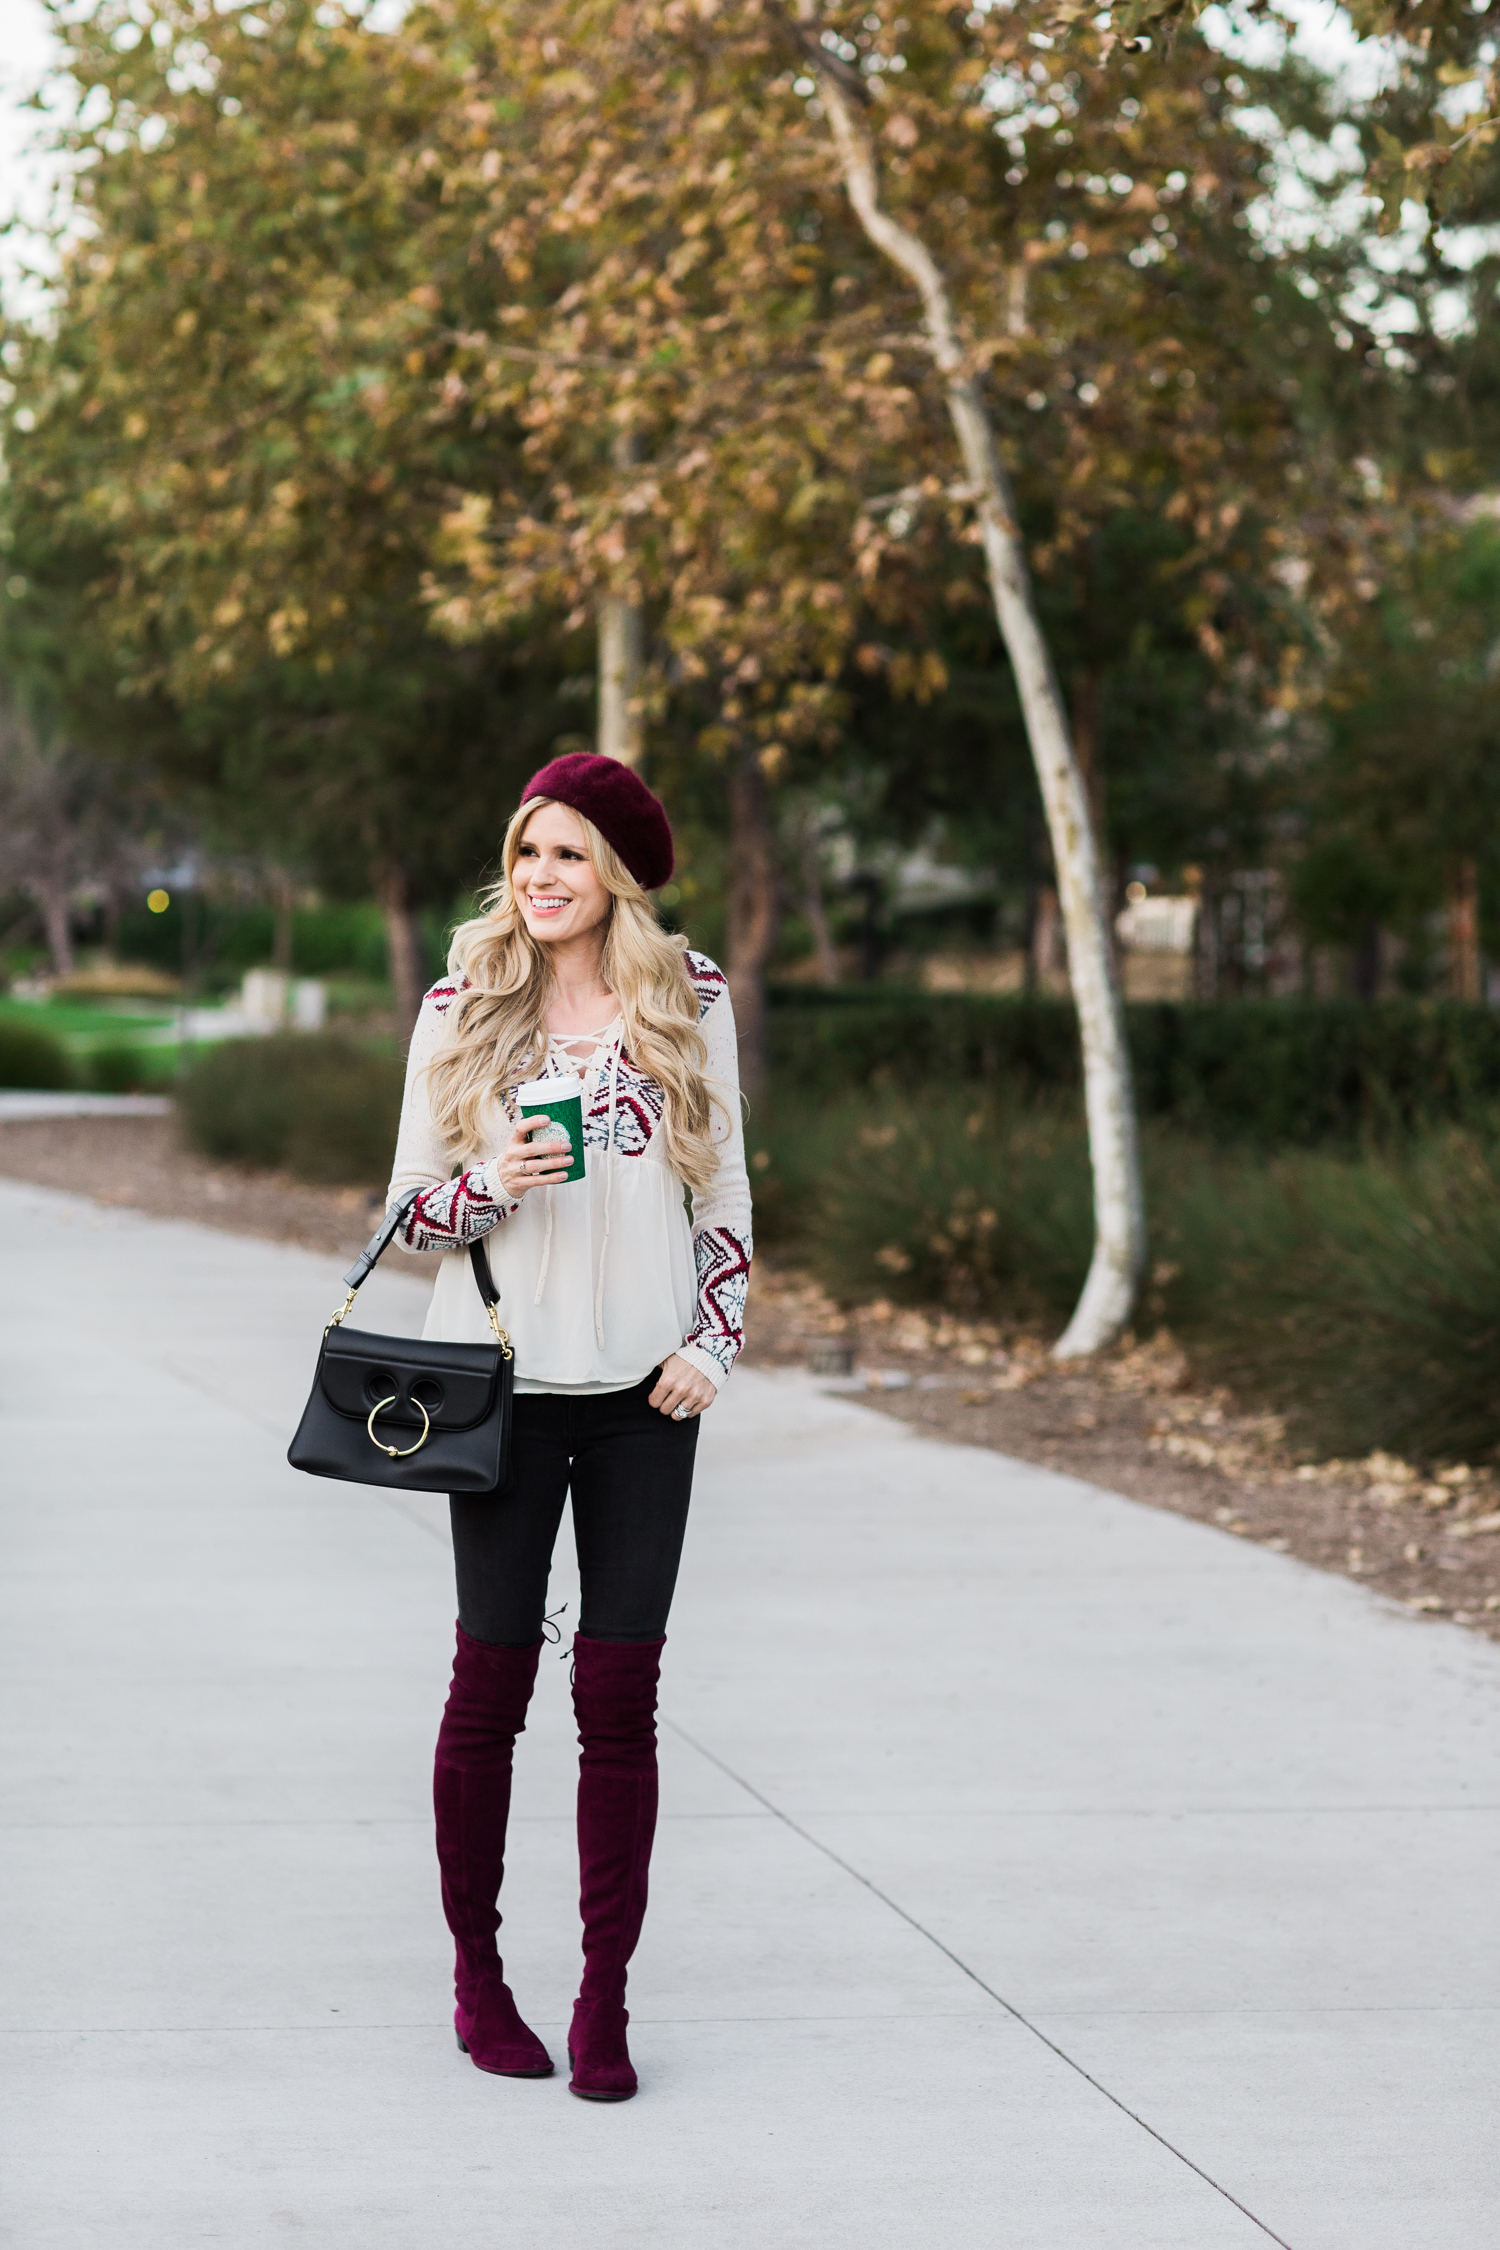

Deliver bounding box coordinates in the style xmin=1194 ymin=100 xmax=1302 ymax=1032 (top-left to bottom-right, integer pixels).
xmin=2 ymin=1176 xmax=1498 ymax=2249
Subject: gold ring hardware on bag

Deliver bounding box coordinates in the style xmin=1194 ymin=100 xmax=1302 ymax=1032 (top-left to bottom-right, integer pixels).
xmin=367 ymin=1394 xmax=430 ymax=1458
xmin=487 ymin=1303 xmax=514 ymax=1357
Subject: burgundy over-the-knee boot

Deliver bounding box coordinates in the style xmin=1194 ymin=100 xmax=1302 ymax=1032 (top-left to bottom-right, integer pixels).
xmin=567 ymin=1633 xmax=666 ymax=2101
xmin=433 ymin=1624 xmax=553 ymax=2078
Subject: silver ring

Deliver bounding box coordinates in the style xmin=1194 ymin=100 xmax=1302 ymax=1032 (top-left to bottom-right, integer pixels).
xmin=673 ymin=1404 xmax=688 ymax=1420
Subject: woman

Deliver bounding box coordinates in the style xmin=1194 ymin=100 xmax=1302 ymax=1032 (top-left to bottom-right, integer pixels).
xmin=387 ymin=751 xmax=752 ymax=2103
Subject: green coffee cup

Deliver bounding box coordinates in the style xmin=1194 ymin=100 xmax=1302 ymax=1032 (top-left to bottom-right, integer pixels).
xmin=515 ymin=1072 xmax=586 ymax=1185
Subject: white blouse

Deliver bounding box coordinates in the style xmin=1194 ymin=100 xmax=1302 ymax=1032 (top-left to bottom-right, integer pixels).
xmin=386 ymin=949 xmax=753 ymax=1396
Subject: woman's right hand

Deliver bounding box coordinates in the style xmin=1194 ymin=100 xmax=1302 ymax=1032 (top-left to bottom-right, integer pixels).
xmin=491 ymin=1114 xmax=574 ymax=1199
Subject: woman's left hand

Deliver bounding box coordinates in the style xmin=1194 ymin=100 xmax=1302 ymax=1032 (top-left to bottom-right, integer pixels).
xmin=649 ymin=1354 xmax=716 ymax=1421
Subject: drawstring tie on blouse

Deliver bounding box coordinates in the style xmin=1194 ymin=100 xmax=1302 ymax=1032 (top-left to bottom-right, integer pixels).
xmin=528 ymin=1032 xmax=622 ymax=1348
xmin=532 ymin=1191 xmax=556 ymax=1306
xmin=593 ymin=1038 xmax=622 ymax=1348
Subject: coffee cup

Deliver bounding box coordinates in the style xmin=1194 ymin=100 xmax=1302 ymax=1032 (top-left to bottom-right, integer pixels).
xmin=514 ymin=1073 xmax=586 ymax=1185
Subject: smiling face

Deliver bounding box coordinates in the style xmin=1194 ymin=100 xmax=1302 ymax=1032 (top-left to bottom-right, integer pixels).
xmin=511 ymin=800 xmax=613 ymax=948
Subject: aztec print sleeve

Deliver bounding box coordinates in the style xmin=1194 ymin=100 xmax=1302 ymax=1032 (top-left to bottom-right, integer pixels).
xmin=677 ymin=1225 xmax=753 ymax=1389
xmin=674 ymin=952 xmax=754 ymax=1390
xmin=386 ymin=979 xmax=521 ymax=1253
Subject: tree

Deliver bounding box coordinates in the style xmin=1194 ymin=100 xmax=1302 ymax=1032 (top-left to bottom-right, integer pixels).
xmin=799 ymin=30 xmax=1138 ymax=1353
xmin=409 ymin=0 xmax=1336 ymax=1226
xmin=0 ymin=0 xmax=578 ymax=1037
xmin=1297 ymin=522 xmax=1500 ymax=993
xmin=0 ymin=696 xmax=137 ymax=977
xmin=4 ymin=0 xmax=1441 ymax=1350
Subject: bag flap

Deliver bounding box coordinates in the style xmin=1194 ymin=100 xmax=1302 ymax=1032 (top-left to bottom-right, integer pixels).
xmin=317 ymin=1326 xmax=501 ymax=1432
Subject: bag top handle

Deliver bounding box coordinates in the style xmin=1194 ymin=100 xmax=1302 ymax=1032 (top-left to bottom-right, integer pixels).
xmin=342 ymin=1187 xmax=421 ymax=1293
xmin=327 ymin=1187 xmax=504 ymax=1338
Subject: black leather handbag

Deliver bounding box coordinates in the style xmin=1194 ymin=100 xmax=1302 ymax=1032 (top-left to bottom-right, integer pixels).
xmin=287 ymin=1188 xmax=515 ymax=1495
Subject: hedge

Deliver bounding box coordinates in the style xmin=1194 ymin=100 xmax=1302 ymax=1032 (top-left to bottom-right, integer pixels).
xmin=0 ymin=1022 xmax=73 ymax=1090
xmin=766 ymin=990 xmax=1500 ymax=1144
xmin=117 ymin=899 xmax=391 ymax=983
xmin=177 ymin=1032 xmax=403 ymax=1184
xmin=759 ymin=1076 xmax=1500 ymax=1462
xmin=88 ymin=1044 xmax=156 ymax=1093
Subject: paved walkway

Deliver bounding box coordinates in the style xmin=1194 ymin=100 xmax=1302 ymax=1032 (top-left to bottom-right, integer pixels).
xmin=3 ymin=1176 xmax=1499 ymax=2248
xmin=0 ymin=1094 xmax=171 ymax=1120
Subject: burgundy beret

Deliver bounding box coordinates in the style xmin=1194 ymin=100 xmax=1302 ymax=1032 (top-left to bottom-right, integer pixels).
xmin=520 ymin=752 xmax=674 ymax=892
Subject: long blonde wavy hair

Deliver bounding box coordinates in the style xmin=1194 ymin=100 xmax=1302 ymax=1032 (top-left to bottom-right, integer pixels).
xmin=424 ymin=796 xmax=720 ymax=1193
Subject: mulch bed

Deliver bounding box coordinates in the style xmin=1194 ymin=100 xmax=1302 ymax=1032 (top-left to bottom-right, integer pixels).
xmin=4 ymin=1112 xmax=1497 ymax=1642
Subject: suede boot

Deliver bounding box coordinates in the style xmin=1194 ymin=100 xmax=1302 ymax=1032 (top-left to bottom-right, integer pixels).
xmin=433 ymin=1624 xmax=553 ymax=2078
xmin=567 ymin=1633 xmax=666 ymax=2101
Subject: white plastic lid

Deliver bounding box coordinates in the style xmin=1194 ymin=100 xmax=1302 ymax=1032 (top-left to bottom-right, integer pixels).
xmin=515 ymin=1073 xmax=582 ymax=1106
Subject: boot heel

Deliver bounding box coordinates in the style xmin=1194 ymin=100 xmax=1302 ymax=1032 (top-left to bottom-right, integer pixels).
xmin=566 ymin=2006 xmax=637 ymax=2099
xmin=455 ymin=2028 xmax=469 ymax=2054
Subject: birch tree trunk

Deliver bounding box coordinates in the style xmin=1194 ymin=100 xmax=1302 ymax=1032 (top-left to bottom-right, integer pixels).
xmin=598 ymin=427 xmax=645 ymax=768
xmin=815 ymin=67 xmax=1146 ymax=1355
xmin=598 ymin=596 xmax=644 ymax=767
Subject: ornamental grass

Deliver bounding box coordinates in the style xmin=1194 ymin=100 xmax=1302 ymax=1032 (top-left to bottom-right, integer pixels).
xmin=752 ymin=1088 xmax=1500 ymax=1467
xmin=179 ymin=1032 xmax=403 ymax=1186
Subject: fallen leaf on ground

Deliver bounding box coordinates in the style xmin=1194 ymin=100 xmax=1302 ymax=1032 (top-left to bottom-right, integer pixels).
xmin=1448 ymin=1511 xmax=1500 ymax=1539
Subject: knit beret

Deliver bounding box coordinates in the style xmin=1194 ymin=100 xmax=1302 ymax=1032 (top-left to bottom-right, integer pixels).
xmin=520 ymin=752 xmax=675 ymax=892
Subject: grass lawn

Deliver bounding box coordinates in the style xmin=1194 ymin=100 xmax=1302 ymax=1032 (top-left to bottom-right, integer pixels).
xmin=0 ymin=996 xmax=186 ymax=1085
xmin=0 ymin=996 xmax=178 ymax=1047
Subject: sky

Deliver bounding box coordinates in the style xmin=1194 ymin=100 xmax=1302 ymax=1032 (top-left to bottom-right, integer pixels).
xmin=0 ymin=0 xmax=1398 ymax=327
xmin=0 ymin=0 xmax=74 ymax=320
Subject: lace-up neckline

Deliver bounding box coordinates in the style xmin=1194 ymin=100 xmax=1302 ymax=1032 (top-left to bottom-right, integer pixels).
xmin=546 ymin=1019 xmax=621 ymax=1076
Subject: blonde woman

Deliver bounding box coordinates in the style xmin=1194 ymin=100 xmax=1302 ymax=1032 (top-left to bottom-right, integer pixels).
xmin=387 ymin=752 xmax=752 ymax=2103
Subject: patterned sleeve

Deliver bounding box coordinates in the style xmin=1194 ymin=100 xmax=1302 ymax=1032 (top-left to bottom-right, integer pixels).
xmin=674 ymin=953 xmax=754 ymax=1390
xmin=386 ymin=980 xmax=521 ymax=1253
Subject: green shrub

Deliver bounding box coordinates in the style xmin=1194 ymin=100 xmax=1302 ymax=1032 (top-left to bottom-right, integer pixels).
xmin=88 ymin=1044 xmax=153 ymax=1093
xmin=761 ymin=1081 xmax=1500 ymax=1462
xmin=283 ymin=904 xmax=390 ymax=979
xmin=324 ymin=974 xmax=398 ymax=1021
xmin=178 ymin=1033 xmax=403 ymax=1185
xmin=753 ymin=1088 xmax=1092 ymax=1317
xmin=1127 ymin=1000 xmax=1500 ymax=1144
xmin=768 ymin=989 xmax=1500 ymax=1146
xmin=767 ymin=989 xmax=1080 ymax=1104
xmin=742 ymin=1099 xmax=849 ymax=1248
xmin=0 ymin=1022 xmax=73 ymax=1090
xmin=778 ymin=1092 xmax=1093 ymax=1320
xmin=118 ymin=898 xmax=392 ymax=982
xmin=1154 ymin=1129 xmax=1500 ymax=1463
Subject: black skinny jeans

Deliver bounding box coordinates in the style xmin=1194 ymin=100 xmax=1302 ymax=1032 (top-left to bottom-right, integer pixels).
xmin=450 ymin=1371 xmax=699 ymax=1648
